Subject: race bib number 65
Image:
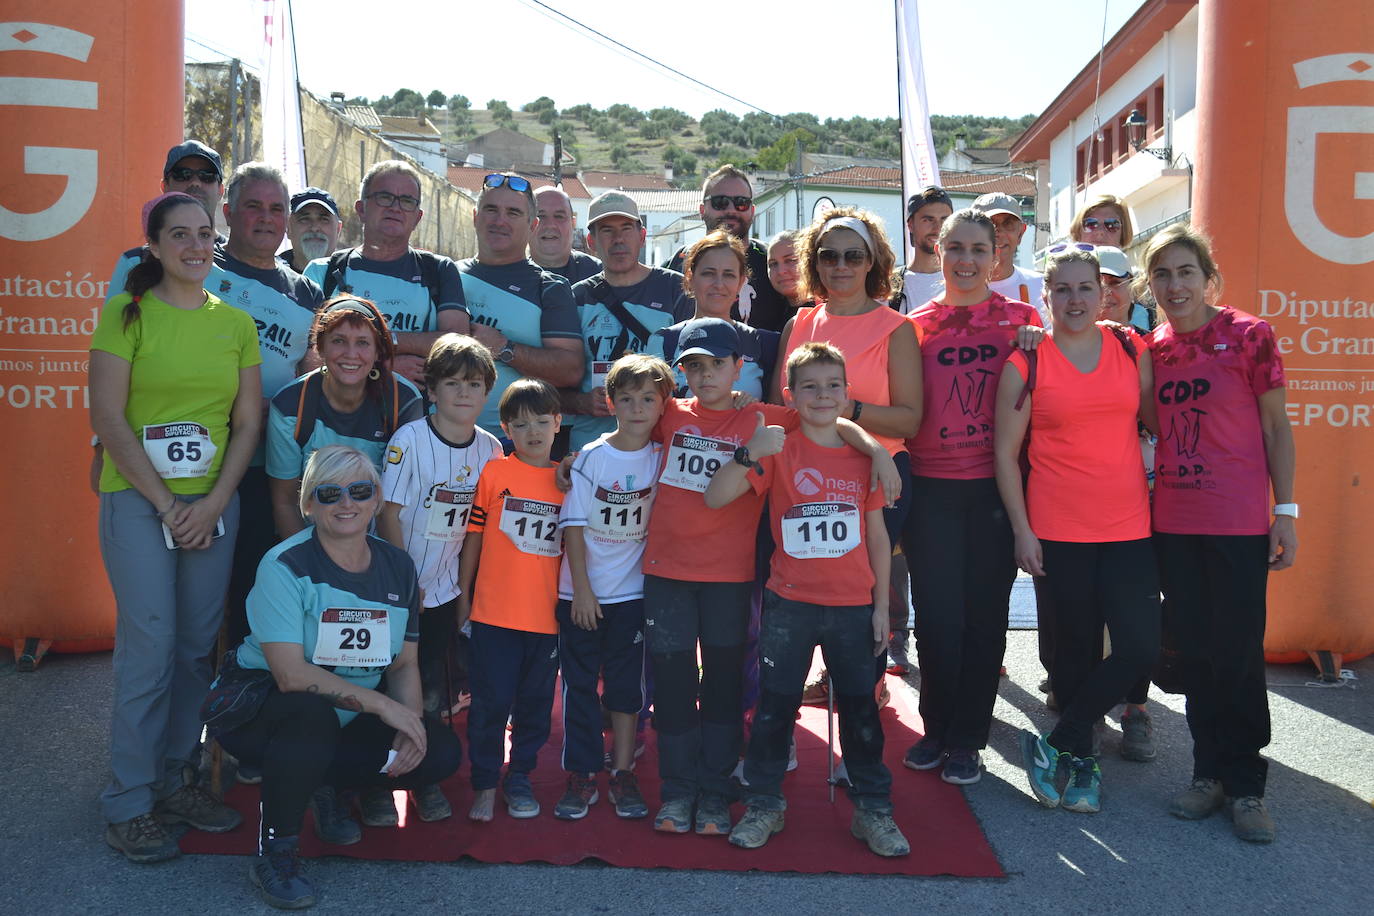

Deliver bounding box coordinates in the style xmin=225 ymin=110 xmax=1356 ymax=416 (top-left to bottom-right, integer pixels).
xmin=499 ymin=496 xmax=562 ymax=556
xmin=780 ymin=502 xmax=860 ymax=559
xmin=142 ymin=422 xmax=216 ymax=478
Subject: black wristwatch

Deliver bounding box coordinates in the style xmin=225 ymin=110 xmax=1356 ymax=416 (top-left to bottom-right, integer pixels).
xmin=850 ymin=400 xmax=863 ymax=422
xmin=733 ymin=445 xmax=763 ymax=475
xmin=497 ymin=342 xmax=516 ymax=364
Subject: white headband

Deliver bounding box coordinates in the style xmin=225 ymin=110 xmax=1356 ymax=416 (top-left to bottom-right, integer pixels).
xmin=819 ymin=216 xmax=874 ymax=255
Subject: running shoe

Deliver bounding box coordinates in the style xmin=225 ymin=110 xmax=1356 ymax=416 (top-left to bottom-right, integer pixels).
xmin=553 ymin=774 xmax=599 ymax=820
xmin=250 ymin=836 xmax=315 ymax=909
xmin=608 ymin=770 xmax=648 ymax=818
xmin=1062 ymin=756 xmax=1102 ymax=813
xmin=902 ymin=736 xmax=945 ymax=771
xmin=502 ymin=773 xmax=541 ymax=819
xmin=1169 ymin=777 xmax=1224 ymax=820
xmin=1230 ymin=796 xmax=1276 ymax=843
xmin=1120 ymin=707 xmax=1157 ymax=761
xmin=1019 ymin=730 xmax=1065 ymax=807
xmin=728 ymin=806 xmax=784 ymax=849
xmin=851 ymin=809 xmax=911 ymax=857
xmin=653 ymin=796 xmax=692 ymax=833
xmin=941 ymin=749 xmax=983 ymax=786
xmin=694 ymin=793 xmax=732 ymax=835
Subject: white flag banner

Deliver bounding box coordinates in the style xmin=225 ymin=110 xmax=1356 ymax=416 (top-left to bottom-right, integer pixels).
xmin=896 ymin=0 xmax=940 ymax=247
xmin=185 ymin=0 xmax=306 ymax=187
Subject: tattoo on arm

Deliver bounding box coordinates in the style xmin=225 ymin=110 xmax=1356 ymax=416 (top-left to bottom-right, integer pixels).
xmin=306 ymin=684 xmax=363 ymax=712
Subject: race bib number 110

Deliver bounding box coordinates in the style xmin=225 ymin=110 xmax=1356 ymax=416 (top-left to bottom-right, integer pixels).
xmin=780 ymin=502 xmax=861 ymax=559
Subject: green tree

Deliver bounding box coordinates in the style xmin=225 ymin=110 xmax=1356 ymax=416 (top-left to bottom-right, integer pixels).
xmin=427 ymin=89 xmax=446 ymax=109
xmin=757 ymin=128 xmax=816 ymax=171
xmin=647 ymin=107 xmax=690 ymax=131
xmin=488 ymin=99 xmax=513 ymax=125
xmin=522 ymin=96 xmax=557 ymax=115
xmin=447 ymin=94 xmax=470 ymax=111
xmin=662 ymin=143 xmax=697 ymax=175
xmin=607 ymin=104 xmax=643 ymax=126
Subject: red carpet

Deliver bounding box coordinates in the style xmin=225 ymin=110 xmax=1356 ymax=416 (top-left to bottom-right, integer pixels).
xmin=182 ymin=672 xmax=1002 ymax=877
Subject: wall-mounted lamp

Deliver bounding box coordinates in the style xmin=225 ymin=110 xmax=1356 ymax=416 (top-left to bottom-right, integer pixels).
xmin=1125 ymin=109 xmax=1172 ymax=162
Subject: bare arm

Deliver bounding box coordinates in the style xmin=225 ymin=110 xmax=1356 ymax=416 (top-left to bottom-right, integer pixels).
xmin=1137 ymin=350 xmax=1159 ymax=435
xmin=864 ymin=508 xmax=891 ymax=655
xmin=1259 ymin=386 xmax=1297 ymax=570
xmin=704 ymin=414 xmax=783 ymax=509
xmin=844 ymin=321 xmax=922 ymax=440
xmin=564 ymin=527 xmax=602 ymax=630
xmin=992 ymin=361 xmax=1041 ymax=576
xmin=835 ymin=419 xmax=900 ymax=506
xmin=468 ymin=322 xmax=584 ymax=388
xmin=377 ymin=502 xmax=405 ymax=549
xmin=769 ymin=316 xmax=796 ymax=405
xmin=89 ymin=350 xmax=178 ymax=513
xmin=456 ymin=531 xmax=482 ymax=627
xmin=270 ymin=476 xmax=306 ymax=539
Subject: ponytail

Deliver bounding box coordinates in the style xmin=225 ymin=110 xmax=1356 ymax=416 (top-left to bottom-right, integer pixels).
xmin=122 ymin=250 xmax=163 ymax=329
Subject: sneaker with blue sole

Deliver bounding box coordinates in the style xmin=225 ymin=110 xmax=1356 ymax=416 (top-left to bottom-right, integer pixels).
xmin=502 ymin=773 xmax=541 ymax=819
xmin=1019 ymin=729 xmax=1065 ymax=808
xmin=1062 ymin=756 xmax=1102 ymax=813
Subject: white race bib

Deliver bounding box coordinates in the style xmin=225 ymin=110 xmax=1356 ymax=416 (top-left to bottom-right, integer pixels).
xmin=499 ymin=495 xmax=562 ymax=556
xmin=780 ymin=502 xmax=861 ymax=559
xmin=590 ymin=360 xmax=613 ymax=391
xmin=659 ymin=432 xmax=733 ymax=493
xmin=312 ymin=608 xmax=392 ymax=668
xmin=142 ymin=422 xmax=215 ymax=478
xmin=587 ymin=485 xmax=653 ymax=542
xmin=424 ymin=488 xmax=473 ymax=541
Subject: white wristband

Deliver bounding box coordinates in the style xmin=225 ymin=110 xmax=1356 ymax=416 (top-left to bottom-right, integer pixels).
xmin=1272 ymin=503 xmax=1299 ymax=518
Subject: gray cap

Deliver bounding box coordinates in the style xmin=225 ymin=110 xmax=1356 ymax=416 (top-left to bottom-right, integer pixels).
xmin=163 ymin=140 xmax=223 ymax=180
xmin=1094 ymin=246 xmax=1132 ymax=278
xmin=588 ymin=190 xmax=640 ymax=227
xmin=675 ymin=316 xmax=740 ymax=363
xmin=971 ymin=192 xmax=1022 ymax=220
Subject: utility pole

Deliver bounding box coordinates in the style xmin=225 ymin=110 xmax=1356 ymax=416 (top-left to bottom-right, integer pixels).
xmin=553 ymin=128 xmax=563 ymax=186
xmin=793 ymin=134 xmax=803 ymax=231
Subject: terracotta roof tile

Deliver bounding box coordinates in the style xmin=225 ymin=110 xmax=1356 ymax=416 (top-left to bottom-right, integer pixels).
xmin=582 ymin=171 xmax=673 ymax=190
xmin=446 ymin=165 xmax=590 ymax=199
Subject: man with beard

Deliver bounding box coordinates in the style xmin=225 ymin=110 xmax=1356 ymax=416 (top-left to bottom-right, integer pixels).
xmin=564 ymin=191 xmax=691 ymax=450
xmin=531 ymin=185 xmax=601 ymax=284
xmin=667 ymin=165 xmax=789 ymax=332
xmin=972 ymin=191 xmax=1045 ymax=322
xmin=893 ymin=186 xmax=953 ymax=315
xmin=459 ymin=172 xmax=584 ymax=438
xmin=303 ymin=160 xmax=468 ymax=387
xmin=280 ymin=187 xmax=342 ymax=273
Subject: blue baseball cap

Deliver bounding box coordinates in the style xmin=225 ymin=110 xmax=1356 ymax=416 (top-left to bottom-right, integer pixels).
xmin=291 ymin=187 xmax=341 ymax=218
xmin=675 ymin=317 xmax=740 ymax=363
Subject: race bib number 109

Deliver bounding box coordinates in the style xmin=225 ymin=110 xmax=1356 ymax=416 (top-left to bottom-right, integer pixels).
xmin=659 ymin=432 xmax=733 ymax=493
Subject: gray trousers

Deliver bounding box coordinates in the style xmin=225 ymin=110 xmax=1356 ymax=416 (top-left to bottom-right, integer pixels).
xmin=98 ymin=488 xmax=239 ymax=823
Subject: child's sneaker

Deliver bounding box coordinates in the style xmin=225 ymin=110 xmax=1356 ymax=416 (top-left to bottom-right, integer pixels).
xmin=903 ymin=736 xmax=945 ymax=771
xmin=502 ymin=773 xmax=541 ymax=819
xmin=941 ymin=749 xmax=982 ymax=785
xmin=1019 ymin=730 xmax=1065 ymax=808
xmin=608 ymin=770 xmax=649 ymax=818
xmin=1062 ymin=756 xmax=1102 ymax=813
xmin=653 ymin=796 xmax=693 ymax=833
xmin=553 ymin=774 xmax=599 ymax=820
xmin=728 ymin=806 xmax=784 ymax=849
xmin=694 ymin=793 xmax=732 ymax=835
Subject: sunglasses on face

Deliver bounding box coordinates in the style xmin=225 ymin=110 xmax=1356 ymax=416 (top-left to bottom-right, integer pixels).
xmin=1082 ymin=217 xmax=1122 ymax=231
xmin=313 ymin=480 xmax=376 ymax=505
xmin=816 ymin=247 xmax=870 ymax=266
xmin=166 ymin=167 xmax=218 ymax=183
xmin=484 ymin=173 xmax=532 ymax=193
xmin=366 ymin=191 xmax=420 ymax=212
xmin=1048 ymin=242 xmax=1098 ymax=254
xmin=705 ymin=195 xmax=752 ymax=212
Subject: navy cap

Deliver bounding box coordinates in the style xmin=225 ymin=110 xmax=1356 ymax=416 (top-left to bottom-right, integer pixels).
xmin=163 ymin=140 xmax=223 ymax=180
xmin=291 ymin=187 xmax=340 ymax=218
xmin=674 ymin=317 xmax=740 ymax=363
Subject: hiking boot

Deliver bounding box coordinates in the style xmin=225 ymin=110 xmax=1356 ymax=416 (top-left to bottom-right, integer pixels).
xmin=360 ymin=787 xmax=398 ymax=827
xmin=1019 ymin=730 xmax=1065 ymax=808
xmin=653 ymin=796 xmax=693 ymax=833
xmin=156 ymin=784 xmax=242 ymax=833
xmin=410 ymin=783 xmax=452 ymax=823
xmin=608 ymin=770 xmax=648 ymax=818
xmin=851 ymin=809 xmax=911 ymax=857
xmin=106 ymin=813 xmax=180 ymax=864
xmin=694 ymin=793 xmax=732 ymax=835
xmin=250 ymin=836 xmax=315 ymax=910
xmin=554 ymin=774 xmax=599 ymax=820
xmin=1062 ymin=756 xmax=1102 ymax=813
xmin=886 ymin=631 xmax=911 ymax=675
xmin=1169 ymin=777 xmax=1225 ymax=820
xmin=309 ymin=787 xmax=361 ymax=846
xmin=941 ymin=749 xmax=982 ymax=785
xmin=903 ymin=736 xmax=945 ymax=771
xmin=1120 ymin=707 xmax=1157 ymax=762
xmin=728 ymin=806 xmax=784 ymax=849
xmin=502 ymin=773 xmax=541 ymax=818
xmin=1230 ymin=796 xmax=1276 ymax=843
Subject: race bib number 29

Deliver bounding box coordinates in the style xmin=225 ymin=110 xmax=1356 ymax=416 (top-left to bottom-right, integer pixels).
xmin=312 ymin=608 xmax=392 ymax=668
xmin=780 ymin=502 xmax=861 ymax=559
xmin=142 ymin=422 xmax=216 ymax=478
xmin=499 ymin=496 xmax=562 ymax=556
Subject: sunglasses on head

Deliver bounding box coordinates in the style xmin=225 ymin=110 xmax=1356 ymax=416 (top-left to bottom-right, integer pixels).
xmin=1048 ymin=242 xmax=1098 ymax=255
xmin=484 ymin=173 xmax=532 ymax=193
xmin=1082 ymin=217 xmax=1122 ymax=231
xmin=366 ymin=191 xmax=420 ymax=212
xmin=816 ymin=247 xmax=870 ymax=266
xmin=166 ymin=167 xmax=219 ymax=183
xmin=705 ymin=194 xmax=752 ymax=212
xmin=313 ymin=480 xmax=376 ymax=505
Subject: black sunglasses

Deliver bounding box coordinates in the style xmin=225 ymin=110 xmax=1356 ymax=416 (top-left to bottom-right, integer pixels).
xmin=1082 ymin=217 xmax=1122 ymax=231
xmin=366 ymin=191 xmax=420 ymax=212
xmin=313 ymin=480 xmax=376 ymax=505
xmin=166 ymin=167 xmax=219 ymax=183
xmin=817 ymin=247 xmax=870 ymax=266
xmin=484 ymin=173 xmax=532 ymax=193
xmin=705 ymin=194 xmax=752 ymax=211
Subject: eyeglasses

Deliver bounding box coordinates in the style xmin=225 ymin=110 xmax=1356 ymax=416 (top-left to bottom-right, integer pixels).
xmin=166 ymin=167 xmax=219 ymax=183
xmin=1048 ymin=242 xmax=1098 ymax=255
xmin=816 ymin=248 xmax=870 ymax=267
xmin=705 ymin=195 xmax=752 ymax=211
xmin=1082 ymin=217 xmax=1122 ymax=232
xmin=366 ymin=191 xmax=420 ymax=212
xmin=484 ymin=173 xmax=532 ymax=193
xmin=313 ymin=480 xmax=376 ymax=505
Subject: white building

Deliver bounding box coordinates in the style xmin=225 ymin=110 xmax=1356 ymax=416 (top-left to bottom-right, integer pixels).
xmin=1011 ymin=0 xmax=1200 ymax=261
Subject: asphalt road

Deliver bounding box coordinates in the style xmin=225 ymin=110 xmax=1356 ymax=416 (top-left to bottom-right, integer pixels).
xmin=4 ymin=585 xmax=1371 ymax=914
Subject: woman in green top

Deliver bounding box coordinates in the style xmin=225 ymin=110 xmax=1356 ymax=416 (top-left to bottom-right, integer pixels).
xmin=89 ymin=192 xmax=263 ymax=864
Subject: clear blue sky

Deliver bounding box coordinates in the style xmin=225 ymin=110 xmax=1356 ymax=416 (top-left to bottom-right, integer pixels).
xmin=188 ymin=0 xmax=1148 ymax=121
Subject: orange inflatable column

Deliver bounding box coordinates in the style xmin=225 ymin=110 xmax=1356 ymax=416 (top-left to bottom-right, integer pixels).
xmin=0 ymin=2 xmax=184 ymax=654
xmin=1193 ymin=0 xmax=1374 ymax=662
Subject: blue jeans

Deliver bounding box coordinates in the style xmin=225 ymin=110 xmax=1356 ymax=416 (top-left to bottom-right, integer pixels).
xmin=466 ymin=622 xmax=558 ymax=790
xmin=741 ymin=590 xmax=893 ymax=814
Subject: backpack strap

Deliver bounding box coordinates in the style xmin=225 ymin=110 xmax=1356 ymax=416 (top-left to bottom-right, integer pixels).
xmin=292 ymin=371 xmax=324 ymax=448
xmin=594 ymin=278 xmax=655 ymax=356
xmin=1106 ymin=323 xmax=1138 ymax=361
xmin=322 ymin=249 xmax=356 ymax=298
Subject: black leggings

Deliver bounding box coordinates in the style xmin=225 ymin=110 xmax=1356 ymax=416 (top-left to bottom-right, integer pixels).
xmin=1041 ymin=538 xmax=1160 ymax=757
xmin=219 ymin=691 xmax=462 ymax=842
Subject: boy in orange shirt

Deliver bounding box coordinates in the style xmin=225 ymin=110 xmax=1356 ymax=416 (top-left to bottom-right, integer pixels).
xmin=458 ymin=379 xmax=564 ymax=822
xmin=706 ymin=342 xmax=909 ymax=857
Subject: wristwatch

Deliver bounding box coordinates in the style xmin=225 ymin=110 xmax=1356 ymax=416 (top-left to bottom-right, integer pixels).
xmin=497 ymin=342 xmax=516 ymax=364
xmin=733 ymin=445 xmax=763 ymax=476
xmin=1272 ymin=503 xmax=1299 ymax=518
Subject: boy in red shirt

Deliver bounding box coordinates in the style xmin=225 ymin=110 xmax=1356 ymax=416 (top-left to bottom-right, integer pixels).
xmin=458 ymin=379 xmax=565 ymax=822
xmin=705 ymin=342 xmax=909 ymax=857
